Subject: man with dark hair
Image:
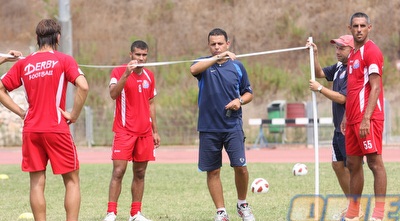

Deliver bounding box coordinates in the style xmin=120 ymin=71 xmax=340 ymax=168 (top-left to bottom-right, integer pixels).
xmin=104 ymin=40 xmax=160 ymax=221
xmin=0 ymin=18 xmax=89 ymax=221
xmin=341 ymin=12 xmax=386 ymax=221
xmin=307 ymin=35 xmax=365 ymax=219
xmin=190 ymin=28 xmax=255 ymax=221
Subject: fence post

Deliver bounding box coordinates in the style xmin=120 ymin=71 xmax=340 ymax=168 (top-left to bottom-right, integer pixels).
xmin=84 ymin=106 xmax=94 ymax=148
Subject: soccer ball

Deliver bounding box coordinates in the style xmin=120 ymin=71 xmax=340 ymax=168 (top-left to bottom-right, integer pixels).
xmin=292 ymin=163 xmax=308 ymax=176
xmin=251 ymin=178 xmax=269 ymax=194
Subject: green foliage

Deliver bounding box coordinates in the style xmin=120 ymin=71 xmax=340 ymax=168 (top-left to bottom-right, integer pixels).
xmin=248 ymin=62 xmax=286 ymax=98
xmin=382 ymin=57 xmax=398 ymax=88
xmin=39 ymin=0 xmax=58 ymax=18
xmin=275 ymin=10 xmax=306 ymax=42
xmin=151 ymin=63 xmax=199 ymax=144
xmin=1 ymin=162 xmax=399 ymax=220
xmin=146 ymin=0 xmax=175 ymax=25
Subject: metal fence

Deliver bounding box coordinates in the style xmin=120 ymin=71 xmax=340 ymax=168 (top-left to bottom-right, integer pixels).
xmin=0 ymin=100 xmax=397 ymax=148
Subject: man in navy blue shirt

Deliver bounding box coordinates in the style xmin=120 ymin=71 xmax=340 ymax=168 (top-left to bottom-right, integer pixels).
xmin=190 ymin=28 xmax=254 ymax=221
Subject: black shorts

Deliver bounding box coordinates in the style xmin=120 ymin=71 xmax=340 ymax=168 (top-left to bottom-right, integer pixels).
xmin=332 ymin=131 xmax=346 ymax=164
xmin=198 ymin=130 xmax=247 ymax=171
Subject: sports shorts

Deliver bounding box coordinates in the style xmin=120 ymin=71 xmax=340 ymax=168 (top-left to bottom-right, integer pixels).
xmin=345 ymin=120 xmax=383 ymax=156
xmin=111 ymin=132 xmax=155 ymax=162
xmin=22 ymin=132 xmax=79 ymax=174
xmin=332 ymin=131 xmax=346 ymax=164
xmin=198 ymin=130 xmax=247 ymax=172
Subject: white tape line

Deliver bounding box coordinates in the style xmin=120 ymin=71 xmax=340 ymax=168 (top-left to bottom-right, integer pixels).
xmin=79 ymin=57 xmax=216 ymax=68
xmin=79 ymin=60 xmax=190 ymax=68
xmin=2 ymin=46 xmax=309 ymax=69
xmin=236 ymin=46 xmax=307 ymax=58
xmin=79 ymin=46 xmax=309 ymax=68
xmin=0 ymin=53 xmax=25 ymax=59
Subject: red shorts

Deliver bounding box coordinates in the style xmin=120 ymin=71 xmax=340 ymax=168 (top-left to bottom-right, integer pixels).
xmin=345 ymin=120 xmax=383 ymax=156
xmin=22 ymin=132 xmax=79 ymax=174
xmin=111 ymin=133 xmax=155 ymax=162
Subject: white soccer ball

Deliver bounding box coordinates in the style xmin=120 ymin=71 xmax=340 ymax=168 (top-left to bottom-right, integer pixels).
xmin=292 ymin=163 xmax=308 ymax=176
xmin=251 ymin=178 xmax=269 ymax=194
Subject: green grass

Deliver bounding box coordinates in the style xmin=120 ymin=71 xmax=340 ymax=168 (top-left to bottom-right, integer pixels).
xmin=1 ymin=162 xmax=399 ymax=220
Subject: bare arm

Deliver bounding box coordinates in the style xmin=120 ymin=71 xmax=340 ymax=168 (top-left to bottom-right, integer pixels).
xmin=59 ymin=75 xmax=89 ymax=123
xmin=240 ymin=91 xmax=253 ymax=105
xmin=224 ymin=91 xmax=253 ymax=111
xmin=0 ymin=50 xmax=23 ymax=65
xmin=359 ymin=73 xmax=381 ymax=138
xmin=189 ymin=51 xmax=236 ymax=76
xmin=109 ymin=61 xmax=142 ymax=99
xmin=309 ymin=80 xmax=346 ymax=104
xmin=0 ymin=81 xmax=25 ymax=119
xmin=109 ymin=72 xmax=129 ymax=100
xmin=150 ymin=98 xmax=160 ymax=148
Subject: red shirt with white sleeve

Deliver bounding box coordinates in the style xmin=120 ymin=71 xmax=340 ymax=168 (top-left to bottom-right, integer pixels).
xmin=1 ymin=51 xmax=83 ymax=133
xmin=346 ymin=40 xmax=384 ymax=124
xmin=110 ymin=66 xmax=156 ymax=136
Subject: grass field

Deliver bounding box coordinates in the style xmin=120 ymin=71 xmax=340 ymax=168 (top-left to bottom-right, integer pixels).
xmin=1 ymin=162 xmax=399 ymax=221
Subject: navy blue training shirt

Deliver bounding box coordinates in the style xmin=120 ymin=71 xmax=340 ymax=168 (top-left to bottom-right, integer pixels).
xmin=323 ymin=62 xmax=347 ymax=132
xmin=192 ymin=57 xmax=253 ymax=132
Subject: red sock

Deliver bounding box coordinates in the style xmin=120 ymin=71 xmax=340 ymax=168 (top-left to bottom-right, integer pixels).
xmin=345 ymin=199 xmax=360 ymax=218
xmin=130 ymin=202 xmax=142 ymax=216
xmin=372 ymin=201 xmax=385 ymax=219
xmin=107 ymin=202 xmax=118 ymax=215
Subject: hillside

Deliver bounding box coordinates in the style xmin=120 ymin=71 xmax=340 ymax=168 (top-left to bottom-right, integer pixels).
xmin=1 ymin=0 xmax=400 ymax=146
xmin=1 ymin=1 xmax=399 ymax=61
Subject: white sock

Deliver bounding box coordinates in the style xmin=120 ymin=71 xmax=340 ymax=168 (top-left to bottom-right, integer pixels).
xmin=217 ymin=207 xmax=226 ymax=212
xmin=238 ymin=199 xmax=247 ymax=207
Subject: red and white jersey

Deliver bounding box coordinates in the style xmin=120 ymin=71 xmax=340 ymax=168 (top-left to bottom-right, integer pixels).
xmin=1 ymin=51 xmax=83 ymax=133
xmin=346 ymin=40 xmax=384 ymax=124
xmin=110 ymin=66 xmax=156 ymax=136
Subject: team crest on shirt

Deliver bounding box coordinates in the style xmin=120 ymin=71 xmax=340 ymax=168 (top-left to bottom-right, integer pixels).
xmin=353 ymin=59 xmax=360 ymax=69
xmin=142 ymin=80 xmax=150 ymax=89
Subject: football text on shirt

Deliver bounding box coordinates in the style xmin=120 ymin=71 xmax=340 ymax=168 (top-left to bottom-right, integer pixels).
xmin=24 ymin=60 xmax=58 ymax=80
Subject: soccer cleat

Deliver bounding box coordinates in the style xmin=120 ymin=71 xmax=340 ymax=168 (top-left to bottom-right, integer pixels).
xmin=103 ymin=212 xmax=117 ymax=221
xmin=369 ymin=218 xmax=382 ymax=221
xmin=214 ymin=210 xmax=230 ymax=221
xmin=128 ymin=212 xmax=152 ymax=221
xmin=339 ymin=207 xmax=364 ymax=221
xmin=237 ymin=203 xmax=255 ymax=221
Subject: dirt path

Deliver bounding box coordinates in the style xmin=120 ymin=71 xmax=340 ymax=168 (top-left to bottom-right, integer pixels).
xmin=1 ymin=145 xmax=399 ymax=165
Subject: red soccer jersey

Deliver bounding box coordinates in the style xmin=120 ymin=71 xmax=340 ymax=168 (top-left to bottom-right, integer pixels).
xmin=346 ymin=40 xmax=384 ymax=124
xmin=110 ymin=66 xmax=156 ymax=136
xmin=1 ymin=51 xmax=83 ymax=133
